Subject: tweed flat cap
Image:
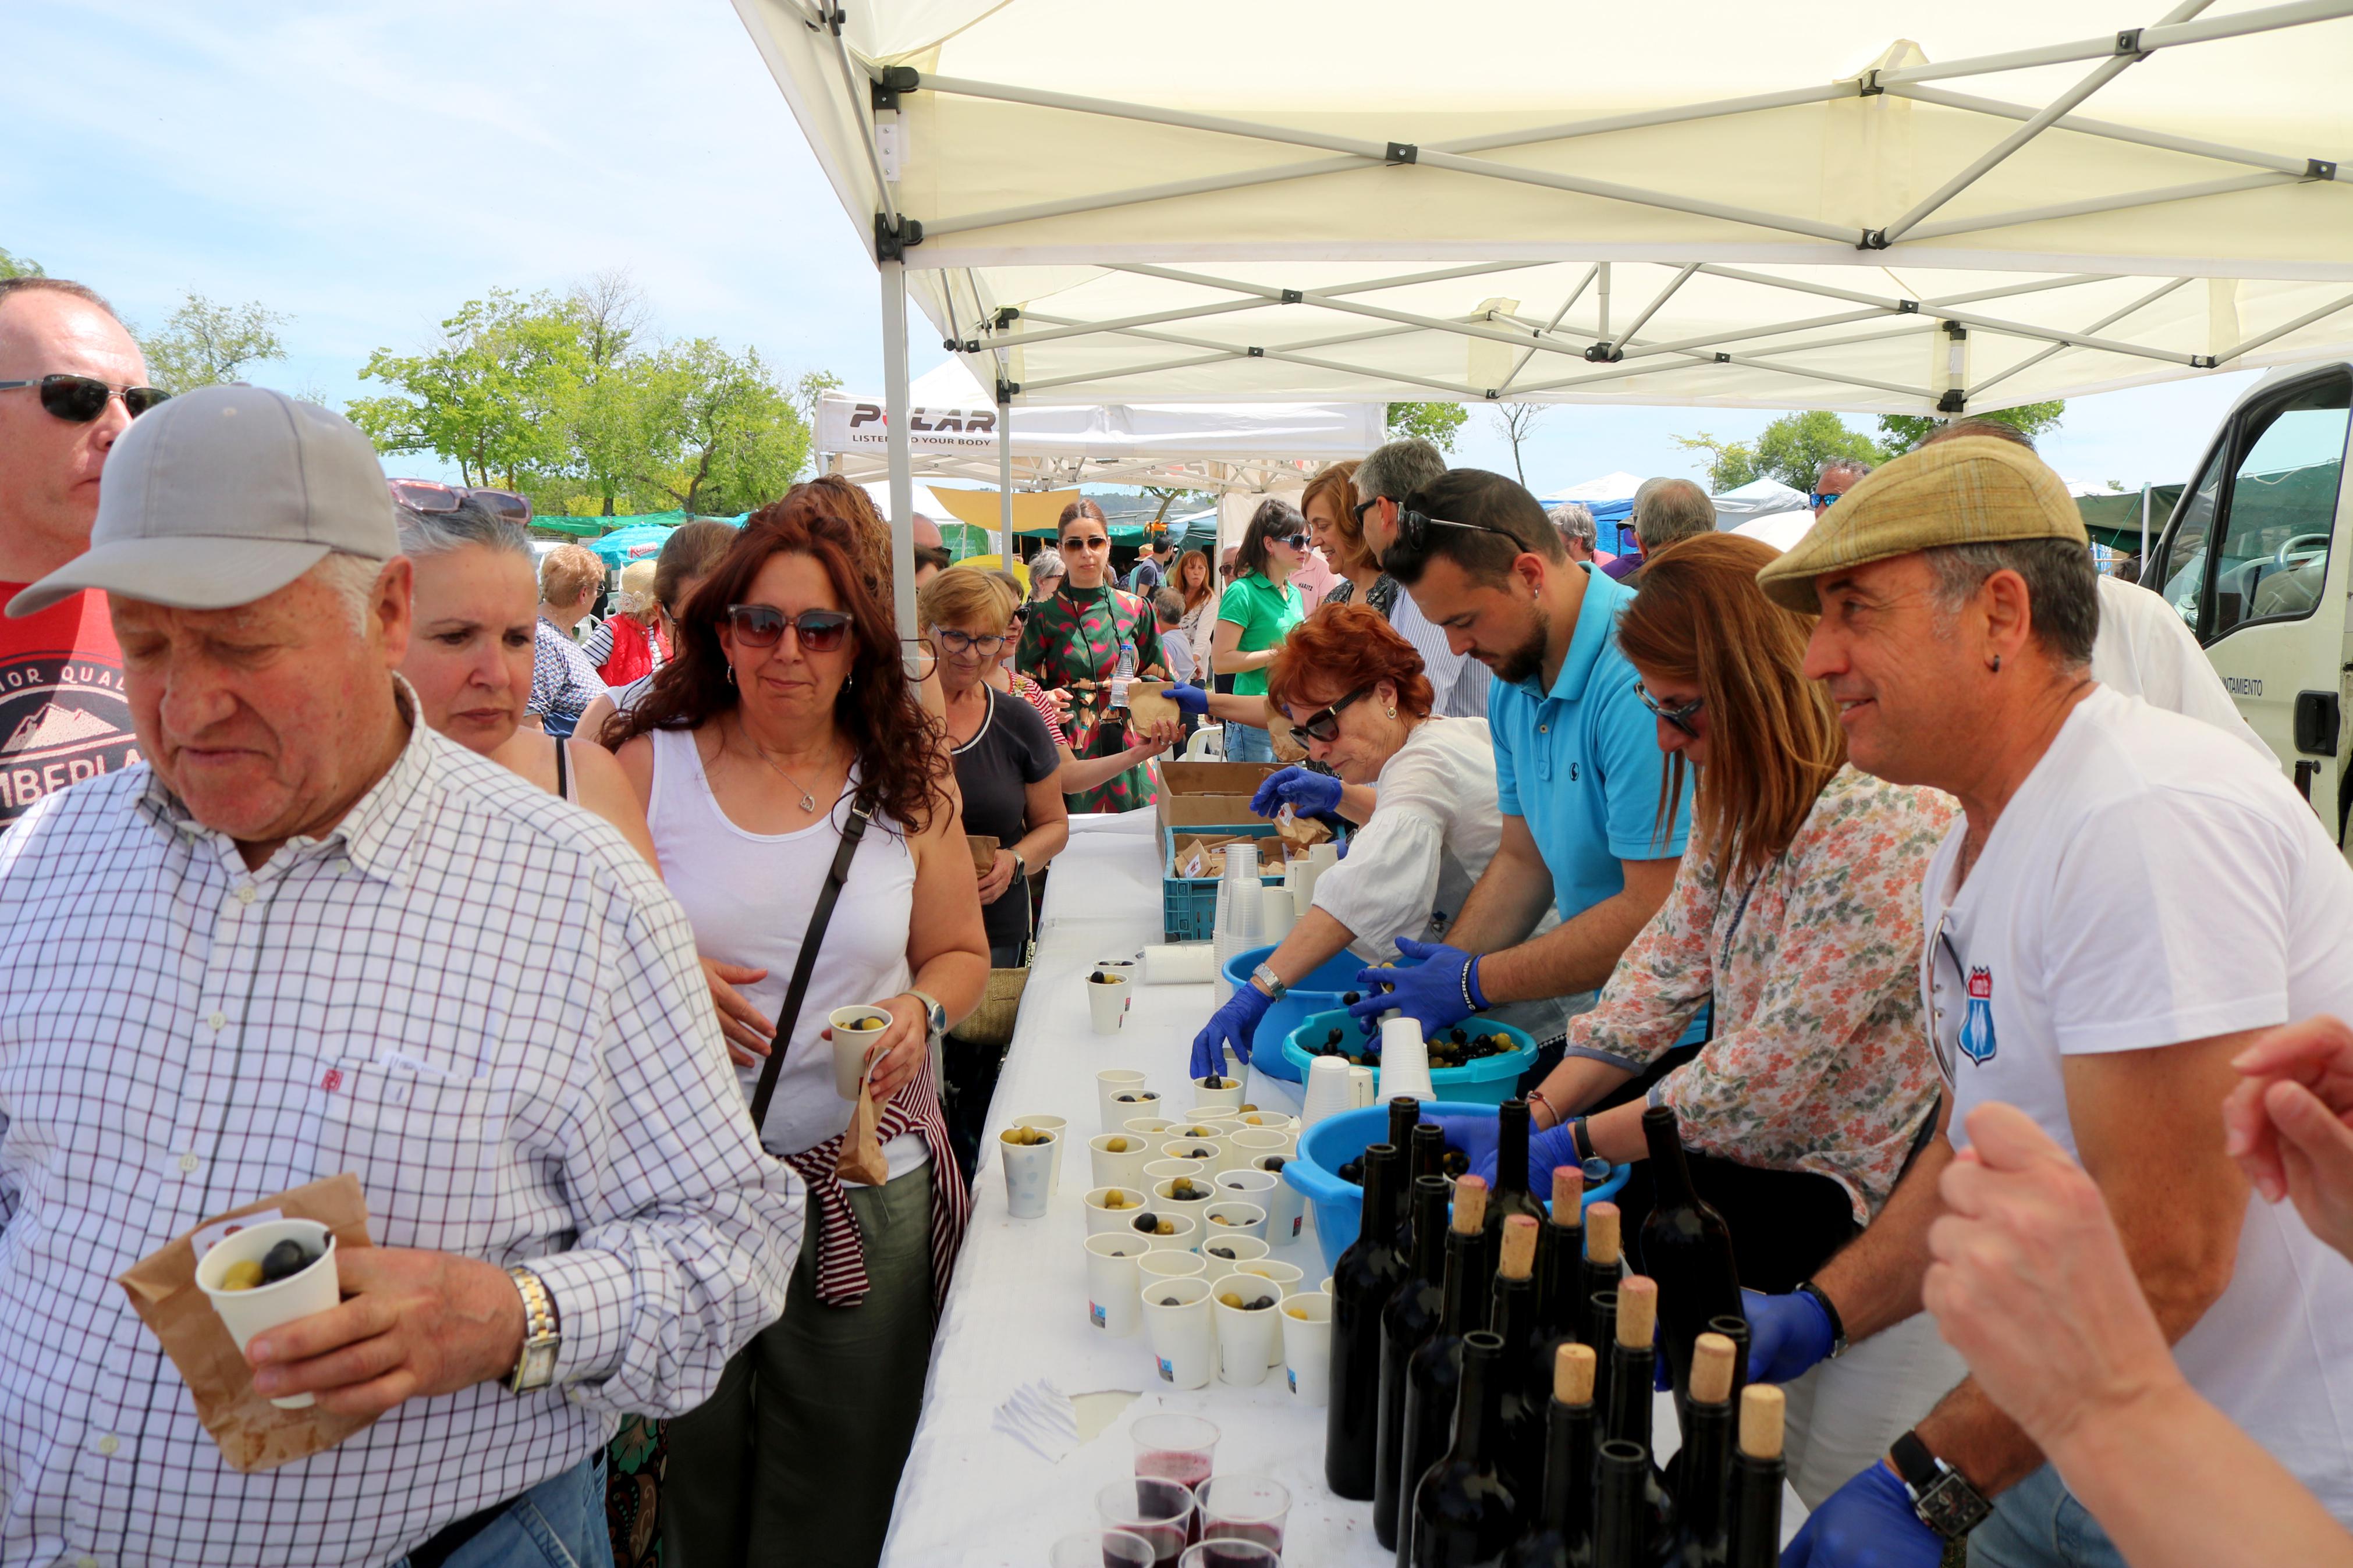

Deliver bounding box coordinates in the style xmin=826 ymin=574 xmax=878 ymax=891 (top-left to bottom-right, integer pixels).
xmin=1755 ymin=435 xmax=2087 ymax=613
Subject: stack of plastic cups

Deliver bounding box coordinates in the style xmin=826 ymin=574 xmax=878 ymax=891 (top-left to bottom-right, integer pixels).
xmin=1261 ymin=884 xmax=1297 ymax=945
xmin=1299 ymin=1055 xmax=1357 ymax=1129
xmin=1211 ymin=844 xmax=1258 ymax=1008
xmin=1378 ymin=1016 xmax=1437 ymax=1101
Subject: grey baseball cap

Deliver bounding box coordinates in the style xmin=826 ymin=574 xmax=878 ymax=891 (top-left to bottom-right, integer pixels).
xmin=8 ymin=383 xmax=398 ymax=618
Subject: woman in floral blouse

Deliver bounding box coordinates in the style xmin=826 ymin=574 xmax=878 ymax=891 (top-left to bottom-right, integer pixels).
xmin=1014 ymin=500 xmax=1167 ymax=812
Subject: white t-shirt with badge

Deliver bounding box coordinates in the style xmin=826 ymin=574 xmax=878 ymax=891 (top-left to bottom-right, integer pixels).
xmin=1921 ymin=684 xmax=2353 ymax=1521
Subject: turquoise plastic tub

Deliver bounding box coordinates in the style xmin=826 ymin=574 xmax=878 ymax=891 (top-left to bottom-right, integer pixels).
xmin=1279 ymin=1008 xmax=1537 ymax=1104
xmin=1286 ymin=1100 xmax=1631 ymax=1276
xmin=1220 ymin=943 xmax=1421 ymax=1085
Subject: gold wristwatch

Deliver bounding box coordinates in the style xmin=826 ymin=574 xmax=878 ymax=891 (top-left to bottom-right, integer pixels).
xmin=507 ymin=1265 xmax=560 ymax=1393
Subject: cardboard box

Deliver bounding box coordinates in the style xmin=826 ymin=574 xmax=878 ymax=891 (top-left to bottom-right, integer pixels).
xmin=1158 ymin=760 xmax=1280 ymax=829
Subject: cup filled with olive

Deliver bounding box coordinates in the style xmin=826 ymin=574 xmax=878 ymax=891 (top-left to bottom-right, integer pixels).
xmin=999 ymin=1125 xmax=1057 ymax=1219
xmin=1152 ymin=1174 xmax=1218 ymax=1226
xmin=1191 ymin=1072 xmax=1245 ymax=1114
xmin=826 ymin=1005 xmax=893 ymax=1099
xmin=1085 ymin=967 xmax=1132 ymax=1036
xmin=194 ymin=1217 xmax=340 ymax=1409
xmin=1084 ymin=1185 xmax=1152 ymax=1236
xmin=1089 ymin=1133 xmax=1151 ymax=1192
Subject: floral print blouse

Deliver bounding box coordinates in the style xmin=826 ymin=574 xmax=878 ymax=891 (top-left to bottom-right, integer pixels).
xmin=1567 ymin=764 xmax=1953 ymax=1222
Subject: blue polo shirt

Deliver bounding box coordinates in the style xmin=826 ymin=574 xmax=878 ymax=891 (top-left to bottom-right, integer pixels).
xmin=1490 ymin=564 xmax=1691 ymax=923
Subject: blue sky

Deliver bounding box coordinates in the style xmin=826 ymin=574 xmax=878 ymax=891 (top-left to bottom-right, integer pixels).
xmin=5 ymin=2 xmax=2266 ymax=498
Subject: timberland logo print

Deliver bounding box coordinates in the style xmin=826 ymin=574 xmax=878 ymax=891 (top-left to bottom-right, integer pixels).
xmin=0 ymin=655 xmax=138 ymax=820
xmin=1960 ymin=966 xmax=1998 ymax=1066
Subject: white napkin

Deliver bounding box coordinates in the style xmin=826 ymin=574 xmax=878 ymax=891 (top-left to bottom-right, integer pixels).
xmin=991 ymin=1377 xmax=1083 ymax=1463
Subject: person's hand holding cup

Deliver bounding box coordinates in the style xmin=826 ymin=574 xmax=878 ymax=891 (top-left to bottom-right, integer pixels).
xmin=241 ymin=1245 xmax=531 ymax=1418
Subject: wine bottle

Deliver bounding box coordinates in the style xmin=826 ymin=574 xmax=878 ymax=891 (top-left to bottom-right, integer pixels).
xmin=1636 ymin=1105 xmax=1742 ymax=1413
xmin=1328 ymin=1142 xmax=1406 ymax=1499
xmin=1484 ymin=1098 xmax=1548 ymax=1279
xmin=1582 ymin=1201 xmax=1623 ymax=1346
xmin=1397 ymin=1123 xmax=1447 ymax=1251
xmin=1506 ymin=1343 xmax=1597 ymax=1568
xmin=1671 ymin=1333 xmax=1738 ymax=1568
xmin=1599 ymin=1275 xmax=1677 ymax=1565
xmin=1376 ymin=1175 xmax=1454 ymax=1550
xmin=1536 ymin=1164 xmax=1584 ymax=1342
xmin=1409 ymin=1331 xmax=1520 ymax=1567
xmin=1394 ymin=1176 xmax=1489 ymax=1568
xmin=1592 ymin=1440 xmax=1651 ymax=1568
xmin=1392 ymin=1096 xmax=1425 ymax=1162
xmin=1489 ymin=1215 xmax=1546 ymax=1509
xmin=1728 ymin=1386 xmax=1786 ymax=1568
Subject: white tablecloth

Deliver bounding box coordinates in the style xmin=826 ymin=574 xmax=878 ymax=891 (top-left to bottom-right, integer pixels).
xmin=881 ymin=809 xmax=1794 ymax=1565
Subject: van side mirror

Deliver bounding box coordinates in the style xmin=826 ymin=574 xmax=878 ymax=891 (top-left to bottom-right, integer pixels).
xmin=2294 ymin=691 xmax=2341 ymax=758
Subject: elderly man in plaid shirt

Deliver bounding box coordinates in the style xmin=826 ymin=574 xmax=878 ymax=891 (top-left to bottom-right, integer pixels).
xmin=0 ymin=386 xmax=801 ymax=1568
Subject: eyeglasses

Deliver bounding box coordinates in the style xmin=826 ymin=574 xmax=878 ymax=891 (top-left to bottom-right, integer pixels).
xmin=1287 ymin=686 xmax=1372 ymax=746
xmin=0 ymin=373 xmax=170 ymax=423
xmin=389 ymin=478 xmax=534 ymax=526
xmin=931 ymin=625 xmax=1008 ymax=658
xmin=1061 ymin=535 xmax=1109 ymax=552
xmin=1634 ymin=681 xmax=1705 ymax=737
xmin=1007 ymin=605 xmax=1030 ymax=625
xmin=724 ymin=604 xmax=853 ymax=652
xmin=1387 ymin=509 xmax=1527 ymax=561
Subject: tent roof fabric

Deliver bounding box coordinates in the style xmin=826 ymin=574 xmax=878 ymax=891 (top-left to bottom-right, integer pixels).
xmin=733 ymin=0 xmax=2353 ymax=415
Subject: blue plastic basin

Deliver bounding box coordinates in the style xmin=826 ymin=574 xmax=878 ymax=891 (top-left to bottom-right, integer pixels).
xmin=1280 ymin=1008 xmax=1536 ymax=1105
xmin=1285 ymin=1100 xmax=1631 ymax=1276
xmin=1222 ymin=944 xmax=1419 ymax=1084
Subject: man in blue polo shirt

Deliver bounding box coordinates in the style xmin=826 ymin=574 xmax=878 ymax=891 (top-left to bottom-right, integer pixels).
xmin=1351 ymin=467 xmax=1688 ymax=1041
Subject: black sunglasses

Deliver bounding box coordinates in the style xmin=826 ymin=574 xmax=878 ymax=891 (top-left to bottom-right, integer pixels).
xmin=0 ymin=373 xmax=170 ymax=422
xmin=389 ymin=478 xmax=533 ymax=526
xmin=1060 ymin=535 xmax=1110 ymax=552
xmin=1277 ymin=532 xmax=1311 ymax=550
xmin=1288 ymin=685 xmax=1372 ymax=746
xmin=1389 ymin=509 xmax=1525 ymax=557
xmin=1634 ymin=681 xmax=1705 ymax=737
xmin=725 ymin=604 xmax=853 ymax=652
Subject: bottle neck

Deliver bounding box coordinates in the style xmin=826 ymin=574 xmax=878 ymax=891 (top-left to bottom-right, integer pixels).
xmin=1679 ymin=1399 xmax=1732 ymax=1544
xmin=1644 ymin=1106 xmax=1699 ymax=1207
xmin=1607 ymin=1342 xmax=1653 ymax=1450
xmin=1410 ymin=1128 xmax=1444 ymax=1185
xmin=1537 ymin=1221 xmax=1582 ymax=1338
xmin=1541 ymin=1398 xmax=1596 ymax=1536
xmin=1494 ymin=1103 xmax=1532 ymax=1199
xmin=1450 ymin=1339 xmax=1503 ymax=1466
xmin=1439 ymin=1231 xmax=1482 ymax=1333
xmin=1410 ymin=1187 xmax=1449 ymax=1279
xmin=1359 ymin=1153 xmax=1398 ymax=1254
xmin=1491 ymin=1272 xmax=1536 ymax=1354
xmin=1595 ymin=1441 xmax=1651 ymax=1568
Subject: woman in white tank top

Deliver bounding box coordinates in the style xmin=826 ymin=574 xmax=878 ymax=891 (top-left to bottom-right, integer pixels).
xmin=613 ymin=485 xmax=989 ymax=1568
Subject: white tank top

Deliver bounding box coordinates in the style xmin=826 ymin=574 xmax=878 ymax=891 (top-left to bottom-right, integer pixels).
xmin=645 ymin=726 xmax=927 ymax=1172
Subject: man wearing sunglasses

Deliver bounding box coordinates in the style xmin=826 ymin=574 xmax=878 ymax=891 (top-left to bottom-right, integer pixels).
xmin=1357 ymin=467 xmax=1691 ymax=1051
xmin=0 ymin=277 xmax=161 ymax=824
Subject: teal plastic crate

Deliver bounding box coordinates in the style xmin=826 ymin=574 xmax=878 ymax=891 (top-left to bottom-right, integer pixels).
xmin=1160 ymin=822 xmax=1286 ymax=941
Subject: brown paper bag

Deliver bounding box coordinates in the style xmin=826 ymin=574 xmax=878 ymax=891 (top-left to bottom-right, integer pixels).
xmin=115 ymin=1172 xmax=378 ymax=1473
xmin=966 ymin=834 xmax=1000 ymax=874
xmin=1127 ymin=679 xmax=1183 ymax=732
xmin=1275 ymin=805 xmax=1333 ymax=847
xmin=837 ymin=1076 xmax=892 ymax=1186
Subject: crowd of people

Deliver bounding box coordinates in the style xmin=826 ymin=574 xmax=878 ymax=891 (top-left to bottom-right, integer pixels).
xmin=2 ymin=267 xmax=2352 ymax=1568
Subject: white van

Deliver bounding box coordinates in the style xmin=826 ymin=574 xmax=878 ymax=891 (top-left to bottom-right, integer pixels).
xmin=2143 ymin=363 xmax=2353 ymax=849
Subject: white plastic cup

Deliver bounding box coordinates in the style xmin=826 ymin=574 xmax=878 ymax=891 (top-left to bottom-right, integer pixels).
xmin=1229 ymin=1128 xmax=1289 ymax=1170
xmin=1300 ymin=1055 xmax=1356 ymax=1129
xmin=1122 ymin=1114 xmax=1174 ymax=1142
xmin=1157 ymin=1139 xmax=1220 ymax=1169
xmin=1084 ymin=1233 xmax=1149 ymax=1337
xmin=194 ymin=1218 xmax=340 ymax=1410
xmin=1280 ymin=1292 xmax=1335 ymax=1404
xmin=1215 ymin=1167 xmax=1279 ymax=1208
xmin=1237 ymin=1260 xmax=1306 ymax=1366
xmin=1379 ymin=1016 xmax=1437 ymax=1101
xmin=1348 ymin=1064 xmax=1376 ymax=1106
xmin=1087 ymin=972 xmax=1132 ymax=1036
xmin=827 ymin=1005 xmax=891 ymax=1099
xmin=1252 ymin=1155 xmax=1308 ymax=1245
xmin=1191 ymin=1074 xmax=1244 ymax=1114
xmin=1154 ymin=1176 xmax=1216 ymax=1229
xmin=1211 ymin=1276 xmax=1282 ymax=1386
xmin=1096 ymin=1070 xmax=1148 ymax=1133
xmin=1203 ymin=1200 xmax=1266 ymax=1243
xmin=1085 ymin=1187 xmax=1151 ymax=1236
xmin=1141 ymin=944 xmax=1216 ymax=984
xmin=1198 ymin=1233 xmax=1270 ymax=1286
xmin=1090 ymin=1133 xmax=1151 ymax=1192
xmin=1261 ymin=885 xmax=1298 ymax=944
xmin=1138 ymin=1249 xmax=1206 ymax=1289
xmin=1141 ymin=1211 xmax=1201 ymax=1254
xmin=1227 ymin=877 xmax=1264 ymax=945
xmin=1142 ymin=1277 xmax=1216 ymax=1390
xmin=1143 ymin=1157 xmax=1206 ymax=1189
xmin=1013 ymin=1114 xmax=1067 ymax=1192
xmin=998 ymin=1129 xmax=1056 ymax=1219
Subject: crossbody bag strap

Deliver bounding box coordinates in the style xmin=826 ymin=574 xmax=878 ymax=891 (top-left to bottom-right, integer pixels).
xmin=748 ymin=794 xmax=875 ymax=1133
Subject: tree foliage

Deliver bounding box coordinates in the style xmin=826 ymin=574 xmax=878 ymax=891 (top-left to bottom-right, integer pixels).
xmin=0 ymin=248 xmax=44 ymax=280
xmin=1678 ymin=401 xmax=2070 ymax=492
xmin=1386 ymin=401 xmax=1468 ymax=452
xmin=1878 ymin=400 xmax=2064 ymax=453
xmin=139 ymin=291 xmax=289 ymax=392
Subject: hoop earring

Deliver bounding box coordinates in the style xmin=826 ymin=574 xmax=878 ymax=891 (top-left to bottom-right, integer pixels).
xmin=1989 ymin=653 xmax=2003 ymax=673
xmin=726 ymin=665 xmax=736 ymax=686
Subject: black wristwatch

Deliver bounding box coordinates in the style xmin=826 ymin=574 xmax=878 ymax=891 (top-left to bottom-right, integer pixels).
xmin=1889 ymin=1430 xmax=1992 ymax=1541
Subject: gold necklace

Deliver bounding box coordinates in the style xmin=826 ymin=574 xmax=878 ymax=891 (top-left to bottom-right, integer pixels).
xmin=735 ymin=719 xmax=835 ymax=813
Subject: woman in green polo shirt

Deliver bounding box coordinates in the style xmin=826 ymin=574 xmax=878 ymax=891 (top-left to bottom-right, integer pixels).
xmin=1211 ymin=498 xmax=1309 ymax=762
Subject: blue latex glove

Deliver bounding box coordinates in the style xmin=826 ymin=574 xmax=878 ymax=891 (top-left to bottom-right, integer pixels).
xmin=1432 ymin=1112 xmax=1581 ymax=1194
xmin=1166 ymin=682 xmax=1209 ymax=716
xmin=1347 ymin=936 xmax=1479 ymax=1038
xmin=1781 ymin=1460 xmax=1941 ymax=1568
xmin=1248 ymin=765 xmax=1343 ymax=820
xmin=1744 ymin=1285 xmax=1839 ymax=1386
xmin=1193 ymin=982 xmax=1273 ymax=1080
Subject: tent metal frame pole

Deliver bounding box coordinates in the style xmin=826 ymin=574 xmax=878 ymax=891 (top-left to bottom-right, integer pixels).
xmin=1905 ymin=172 xmax=2302 ymax=244
xmin=996 ymin=391 xmax=1013 ymax=564
xmin=2141 ymin=483 xmax=2153 ymax=564
xmin=1872 ymin=0 xmax=2353 ymax=87
xmin=1606 ymin=264 xmax=1701 ymax=350
xmin=1019 ymin=351 xmax=1241 ymax=393
xmin=1619 ymin=305 xmax=1897 ymax=360
xmin=1927 ymin=273 xmax=2121 ymax=307
xmin=977 ymin=296 xmax=1273 ymax=353
xmin=1887 ymin=82 xmax=2332 ymax=179
xmin=2217 ymin=288 xmax=2353 ymax=360
xmin=881 ymin=261 xmax=917 ymax=646
xmin=1965 ymin=276 xmax=2192 ymax=398
xmin=830 ymin=20 xmax=900 ymax=229
xmin=1496 ymin=265 xmax=1601 ymax=393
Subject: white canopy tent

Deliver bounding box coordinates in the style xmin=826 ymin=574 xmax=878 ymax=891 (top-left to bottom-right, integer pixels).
xmin=728 ymin=0 xmax=2353 ymax=634
xmin=1712 ymin=477 xmax=1813 ymax=525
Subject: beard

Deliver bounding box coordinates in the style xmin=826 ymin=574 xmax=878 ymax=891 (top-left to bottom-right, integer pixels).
xmin=1485 ymin=606 xmax=1550 ymax=686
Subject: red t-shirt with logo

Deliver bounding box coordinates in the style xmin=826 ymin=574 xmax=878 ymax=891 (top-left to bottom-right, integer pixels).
xmin=0 ymin=585 xmax=137 ymax=824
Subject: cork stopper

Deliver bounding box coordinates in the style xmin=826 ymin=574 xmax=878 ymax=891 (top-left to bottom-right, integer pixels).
xmin=1499 ymin=1215 xmax=1539 ymax=1279
xmin=1740 ymin=1385 xmax=1786 ymax=1460
xmin=1553 ymin=1342 xmax=1598 ymax=1405
xmin=1450 ymin=1175 xmax=1488 ymax=1234
xmin=1690 ymin=1333 xmax=1736 ymax=1405
xmin=1585 ymin=1201 xmax=1620 ymax=1265
xmin=1615 ymin=1274 xmax=1656 ymax=1349
xmin=1552 ymin=1165 xmax=1583 ymax=1222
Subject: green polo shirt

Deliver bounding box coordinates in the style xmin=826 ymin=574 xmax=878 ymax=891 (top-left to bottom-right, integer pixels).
xmin=1215 ymin=573 xmax=1302 ymax=696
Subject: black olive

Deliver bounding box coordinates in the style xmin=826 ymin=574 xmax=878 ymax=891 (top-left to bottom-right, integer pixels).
xmin=1132 ymin=1212 xmax=1161 ymax=1233
xmin=1341 ymin=991 xmax=1361 ymax=1005
xmin=258 ymin=1239 xmax=313 ymax=1285
xmin=1449 ymin=1029 xmax=1467 ymax=1044
xmin=1325 ymin=1027 xmax=1344 ymax=1046
xmin=1441 ymin=1151 xmax=1471 ymax=1179
xmin=1337 ymin=1160 xmax=1364 ymax=1185
xmin=1262 ymin=1156 xmax=1286 ymax=1172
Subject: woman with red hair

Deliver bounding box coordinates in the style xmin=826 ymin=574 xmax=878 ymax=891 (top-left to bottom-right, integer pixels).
xmin=1189 ymin=601 xmax=1571 ymax=1076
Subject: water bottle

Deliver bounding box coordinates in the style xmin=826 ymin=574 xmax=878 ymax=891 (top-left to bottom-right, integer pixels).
xmin=1110 ymin=639 xmax=1137 ymax=717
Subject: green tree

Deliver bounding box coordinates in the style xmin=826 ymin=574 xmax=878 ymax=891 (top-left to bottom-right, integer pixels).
xmin=1672 ymin=432 xmax=1762 ymax=491
xmin=562 ymin=271 xmax=653 ymax=515
xmin=0 ymin=248 xmax=44 ymax=280
xmin=348 ymin=289 xmax=581 ymax=491
xmin=138 ymin=291 xmax=289 ymax=392
xmin=631 ymin=338 xmax=810 ymax=516
xmin=1676 ymin=408 xmax=1887 ymax=492
xmin=1386 ymin=401 xmax=1468 ymax=452
xmin=1877 ymin=400 xmax=2065 ymax=452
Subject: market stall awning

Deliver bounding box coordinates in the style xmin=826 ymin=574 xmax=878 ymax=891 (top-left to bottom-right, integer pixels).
xmin=732 ymin=0 xmax=2353 ymax=417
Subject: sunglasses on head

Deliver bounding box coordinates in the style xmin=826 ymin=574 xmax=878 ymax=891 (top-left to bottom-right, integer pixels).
xmin=1287 ymin=685 xmax=1372 ymax=747
xmin=389 ymin=478 xmax=533 ymax=525
xmin=1389 ymin=509 xmax=1525 ymax=558
xmin=1634 ymin=681 xmax=1705 ymax=737
xmin=1061 ymin=534 xmax=1109 ymax=552
xmin=724 ymin=604 xmax=853 ymax=652
xmin=0 ymin=372 xmax=170 ymax=423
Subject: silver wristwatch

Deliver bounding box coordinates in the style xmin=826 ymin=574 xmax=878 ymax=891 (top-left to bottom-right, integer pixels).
xmin=1250 ymin=963 xmax=1289 ymax=1001
xmin=906 ymin=989 xmax=949 ymax=1036
xmin=507 ymin=1266 xmax=560 ymax=1394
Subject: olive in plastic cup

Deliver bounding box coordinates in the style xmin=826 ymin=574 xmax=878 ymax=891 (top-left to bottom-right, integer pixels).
xmin=1190 ymin=1072 xmax=1244 ymax=1113
xmin=195 ymin=1217 xmax=339 ymax=1410
xmin=1209 ymin=1276 xmax=1282 ymax=1386
xmin=1084 ymin=1232 xmax=1149 ymax=1337
xmin=998 ymin=1126 xmax=1055 ymax=1219
xmin=827 ymin=1005 xmax=890 ymax=1099
xmin=1087 ymin=969 xmax=1132 ymax=1035
xmin=1251 ymin=1152 xmax=1307 ymax=1244
xmin=1141 ymin=1277 xmax=1216 ymax=1391
xmin=1084 ymin=1186 xmax=1151 ymax=1237
xmin=1096 ymin=1069 xmax=1148 ymax=1133
xmin=1279 ymin=1293 xmax=1335 ymax=1406
xmin=1089 ymin=1133 xmax=1151 ymax=1192
xmin=1013 ymin=1114 xmax=1067 ymax=1192
xmin=1198 ymin=1233 xmax=1270 ymax=1286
